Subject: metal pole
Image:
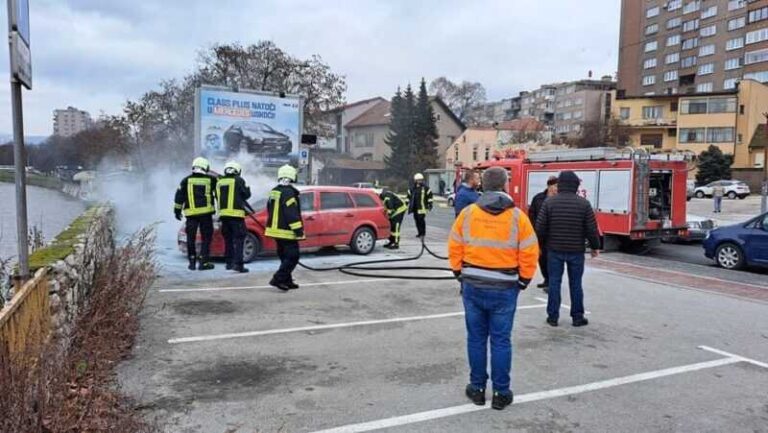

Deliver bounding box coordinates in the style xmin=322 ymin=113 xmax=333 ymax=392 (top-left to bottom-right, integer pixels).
xmin=10 ymin=78 xmax=29 ymax=279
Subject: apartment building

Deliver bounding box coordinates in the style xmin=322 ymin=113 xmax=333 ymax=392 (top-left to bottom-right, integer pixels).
xmin=618 ymin=0 xmax=768 ymax=97
xmin=552 ymin=78 xmax=616 ymax=138
xmin=53 ymin=106 xmax=93 ymax=137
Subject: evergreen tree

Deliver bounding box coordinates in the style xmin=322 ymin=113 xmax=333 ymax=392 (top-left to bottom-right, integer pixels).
xmin=413 ymin=78 xmax=439 ymax=173
xmin=402 ymin=84 xmax=417 ymax=176
xmin=384 ymin=88 xmax=408 ymax=179
xmin=696 ymin=145 xmax=733 ymax=185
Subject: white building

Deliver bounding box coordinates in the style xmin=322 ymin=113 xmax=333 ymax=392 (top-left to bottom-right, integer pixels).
xmin=53 ymin=106 xmax=93 ymax=137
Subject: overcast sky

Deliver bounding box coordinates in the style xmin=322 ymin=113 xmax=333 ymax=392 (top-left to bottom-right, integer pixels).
xmin=0 ymin=0 xmax=620 ymax=135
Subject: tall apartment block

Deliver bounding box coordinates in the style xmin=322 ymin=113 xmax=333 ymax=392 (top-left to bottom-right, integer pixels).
xmin=618 ymin=0 xmax=768 ymax=97
xmin=53 ymin=106 xmax=93 ymax=137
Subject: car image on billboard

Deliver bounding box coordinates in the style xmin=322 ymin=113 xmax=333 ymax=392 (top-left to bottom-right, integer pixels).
xmin=224 ymin=121 xmax=293 ymax=156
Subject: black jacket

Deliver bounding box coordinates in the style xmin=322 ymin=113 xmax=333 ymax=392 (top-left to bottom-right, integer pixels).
xmin=174 ymin=173 xmax=217 ymax=217
xmin=407 ymin=184 xmax=433 ymax=215
xmin=265 ymin=184 xmax=304 ymax=240
xmin=535 ymin=174 xmax=600 ymax=253
xmin=528 ymin=190 xmax=548 ymax=234
xmin=216 ymin=174 xmax=252 ymax=218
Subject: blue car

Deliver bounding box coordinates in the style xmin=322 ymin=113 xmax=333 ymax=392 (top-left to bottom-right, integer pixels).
xmin=703 ymin=213 xmax=768 ymax=270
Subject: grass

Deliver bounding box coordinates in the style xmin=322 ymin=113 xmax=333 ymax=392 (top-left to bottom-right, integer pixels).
xmin=28 ymin=207 xmax=100 ymax=271
xmin=0 ymin=169 xmax=62 ymax=190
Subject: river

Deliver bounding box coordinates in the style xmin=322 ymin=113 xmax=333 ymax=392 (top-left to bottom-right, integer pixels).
xmin=0 ymin=182 xmax=86 ymax=259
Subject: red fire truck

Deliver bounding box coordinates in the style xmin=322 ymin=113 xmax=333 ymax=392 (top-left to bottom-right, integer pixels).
xmin=461 ymin=147 xmax=692 ymax=251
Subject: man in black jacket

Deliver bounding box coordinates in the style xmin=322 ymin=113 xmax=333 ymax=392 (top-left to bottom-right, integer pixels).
xmin=535 ymin=171 xmax=600 ymax=327
xmin=528 ymin=176 xmax=558 ymax=290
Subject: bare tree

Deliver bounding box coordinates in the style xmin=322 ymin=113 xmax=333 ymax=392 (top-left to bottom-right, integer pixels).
xmin=429 ymin=77 xmax=486 ymax=124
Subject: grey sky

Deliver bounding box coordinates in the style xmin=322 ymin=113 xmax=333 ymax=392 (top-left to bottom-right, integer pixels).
xmin=0 ymin=0 xmax=620 ymax=135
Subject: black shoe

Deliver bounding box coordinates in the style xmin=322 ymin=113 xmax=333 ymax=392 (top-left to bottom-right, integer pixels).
xmin=390 ymin=245 xmax=399 ymax=250
xmin=269 ymin=278 xmax=291 ymax=292
xmin=188 ymin=259 xmax=197 ymax=271
xmin=537 ymin=281 xmax=548 ymax=288
xmin=234 ymin=266 xmax=249 ymax=273
xmin=287 ymin=281 xmax=299 ymax=289
xmin=546 ymin=317 xmax=559 ymax=327
xmin=491 ymin=392 xmax=513 ymax=410
xmin=465 ymin=385 xmax=485 ymax=406
xmin=226 ymin=263 xmax=233 ymax=270
xmin=198 ymin=261 xmax=215 ymax=271
xmin=572 ymin=317 xmax=589 ymax=327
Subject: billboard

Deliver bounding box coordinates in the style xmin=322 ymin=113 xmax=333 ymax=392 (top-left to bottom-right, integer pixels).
xmin=196 ymin=86 xmax=302 ymax=165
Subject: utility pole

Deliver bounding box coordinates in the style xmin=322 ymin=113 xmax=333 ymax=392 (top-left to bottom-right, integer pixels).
xmin=762 ymin=112 xmax=768 ymax=214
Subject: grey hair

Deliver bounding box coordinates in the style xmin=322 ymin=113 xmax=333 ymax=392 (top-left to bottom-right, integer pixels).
xmin=482 ymin=167 xmax=508 ymax=192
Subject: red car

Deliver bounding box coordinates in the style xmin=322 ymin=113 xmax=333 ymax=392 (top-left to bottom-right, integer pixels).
xmin=178 ymin=186 xmax=392 ymax=262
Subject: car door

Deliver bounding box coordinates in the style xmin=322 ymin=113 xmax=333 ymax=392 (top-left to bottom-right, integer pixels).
xmin=298 ymin=192 xmax=323 ymax=248
xmin=319 ymin=191 xmax=356 ymax=246
xmin=744 ymin=214 xmax=768 ymax=265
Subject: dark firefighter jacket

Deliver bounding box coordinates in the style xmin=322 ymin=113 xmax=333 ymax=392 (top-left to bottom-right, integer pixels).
xmin=174 ymin=173 xmax=217 ymax=217
xmin=407 ymin=184 xmax=434 ymax=215
xmin=216 ymin=174 xmax=252 ymax=218
xmin=381 ymin=191 xmax=407 ymax=218
xmin=265 ymin=184 xmax=304 ymax=240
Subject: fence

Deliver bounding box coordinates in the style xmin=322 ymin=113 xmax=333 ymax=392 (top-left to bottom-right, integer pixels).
xmin=0 ymin=269 xmax=50 ymax=357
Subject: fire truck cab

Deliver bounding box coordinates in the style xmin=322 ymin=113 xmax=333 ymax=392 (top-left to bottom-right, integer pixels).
xmin=466 ymin=147 xmax=691 ymax=251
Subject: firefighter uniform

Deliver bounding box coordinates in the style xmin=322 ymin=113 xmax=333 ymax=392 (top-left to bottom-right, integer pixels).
xmin=174 ymin=157 xmax=217 ymax=271
xmin=380 ymin=190 xmax=407 ymax=249
xmin=407 ymin=173 xmax=433 ymax=238
xmin=217 ymin=162 xmax=252 ymax=273
xmin=266 ymin=165 xmax=304 ymax=291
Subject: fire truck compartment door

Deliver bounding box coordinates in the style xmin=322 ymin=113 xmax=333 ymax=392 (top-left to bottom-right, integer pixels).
xmin=597 ymin=170 xmax=632 ymax=214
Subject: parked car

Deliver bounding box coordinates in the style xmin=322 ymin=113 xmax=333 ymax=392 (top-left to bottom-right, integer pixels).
xmin=446 ymin=191 xmax=456 ymax=207
xmin=662 ymin=215 xmax=716 ymax=243
xmin=178 ymin=186 xmax=391 ymax=262
xmin=694 ymin=180 xmax=750 ymax=200
xmin=223 ymin=121 xmax=293 ymax=155
xmin=703 ymin=212 xmax=768 ymax=270
xmin=351 ymin=182 xmax=386 ymax=194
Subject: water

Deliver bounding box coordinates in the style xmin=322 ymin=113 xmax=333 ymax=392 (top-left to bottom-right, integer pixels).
xmin=0 ymin=182 xmax=86 ymax=259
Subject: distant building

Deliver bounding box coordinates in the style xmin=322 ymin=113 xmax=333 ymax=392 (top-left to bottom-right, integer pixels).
xmin=53 ymin=106 xmax=93 ymax=137
xmin=447 ymin=119 xmax=547 ymax=168
xmin=316 ymin=97 xmax=387 ymax=152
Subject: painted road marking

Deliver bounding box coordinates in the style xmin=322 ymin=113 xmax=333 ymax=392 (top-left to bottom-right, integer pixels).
xmin=308 ymin=346 xmax=767 ymax=433
xmin=159 ymin=279 xmax=384 ymax=293
xmin=699 ymin=345 xmax=768 ymax=369
xmin=167 ymin=304 xmax=548 ymax=344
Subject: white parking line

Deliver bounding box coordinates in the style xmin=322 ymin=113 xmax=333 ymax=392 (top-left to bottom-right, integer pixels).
xmin=699 ymin=345 xmax=768 ymax=369
xmin=167 ymin=304 xmax=548 ymax=344
xmin=159 ymin=279 xmax=384 ymax=293
xmin=309 ymin=346 xmax=763 ymax=433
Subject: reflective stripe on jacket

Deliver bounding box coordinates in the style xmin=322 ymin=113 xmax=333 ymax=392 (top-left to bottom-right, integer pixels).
xmin=407 ymin=185 xmax=433 ymax=215
xmin=381 ymin=191 xmax=408 ymax=218
xmin=216 ymin=175 xmax=252 ymax=218
xmin=174 ymin=173 xmax=216 ymax=217
xmin=448 ymin=204 xmax=539 ymax=283
xmin=265 ymin=185 xmax=304 ymax=240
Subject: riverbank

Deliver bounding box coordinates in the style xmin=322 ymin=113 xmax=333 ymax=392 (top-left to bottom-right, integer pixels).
xmin=0 ymin=169 xmax=62 ymax=190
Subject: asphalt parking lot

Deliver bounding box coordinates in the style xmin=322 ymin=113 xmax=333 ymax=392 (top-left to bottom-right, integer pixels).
xmin=119 ymin=213 xmax=768 ymax=433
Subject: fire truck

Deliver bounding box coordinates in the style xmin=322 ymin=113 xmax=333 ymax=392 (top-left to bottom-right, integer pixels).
xmin=460 ymin=147 xmax=692 ymax=251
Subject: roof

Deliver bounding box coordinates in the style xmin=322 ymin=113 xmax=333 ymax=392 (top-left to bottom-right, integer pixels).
xmin=345 ymin=100 xmax=392 ymax=128
xmin=323 ymin=157 xmax=386 ymax=171
xmin=749 ymin=125 xmax=768 ymax=149
xmin=326 ymin=97 xmax=387 ymax=113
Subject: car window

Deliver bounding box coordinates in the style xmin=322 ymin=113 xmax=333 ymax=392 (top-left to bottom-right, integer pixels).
xmin=300 ymin=192 xmax=315 ymax=212
xmin=352 ymin=193 xmax=378 ymax=208
xmin=761 ymin=214 xmax=768 ymax=229
xmin=320 ymin=192 xmax=354 ymax=210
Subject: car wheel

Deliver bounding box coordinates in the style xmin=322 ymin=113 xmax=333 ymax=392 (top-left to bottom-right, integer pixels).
xmin=695 ymin=191 xmax=705 ymax=199
xmin=447 ymin=197 xmax=454 ymax=206
xmin=727 ymin=191 xmax=737 ymax=200
xmin=715 ymin=243 xmax=744 ymax=270
xmin=350 ymin=227 xmax=376 ymax=255
xmin=242 ymin=232 xmax=261 ymax=263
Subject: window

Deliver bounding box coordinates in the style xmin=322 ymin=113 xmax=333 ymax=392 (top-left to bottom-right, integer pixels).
xmin=352 ymin=193 xmax=378 ymax=208
xmin=744 ymin=71 xmax=768 ymax=82
xmin=664 ymin=70 xmax=679 ymax=82
xmin=679 ymin=128 xmax=706 ymax=143
xmin=642 ymin=106 xmax=664 ymax=119
xmin=683 ymin=1 xmax=700 ymax=14
xmin=680 ymin=99 xmax=708 ymax=114
xmin=709 ymin=97 xmax=737 ymax=113
xmin=700 ymin=24 xmax=717 ymax=37
xmin=701 ymin=5 xmax=717 ymax=19
xmin=472 ymin=146 xmax=478 ymax=160
xmin=645 ymin=41 xmax=658 ymax=52
xmin=725 ymin=57 xmax=742 ymax=70
xmin=454 ymin=145 xmax=459 ymax=161
xmin=643 ymin=75 xmax=656 ymax=86
xmin=683 ymin=19 xmax=700 ymax=32
xmin=696 ymin=82 xmax=713 ymax=92
xmin=726 ymin=37 xmax=744 ymax=51
xmin=667 ymin=34 xmax=681 ymax=46
xmin=573 ymin=111 xmax=583 ymax=119
xmin=682 ymin=37 xmax=699 ymax=50
xmin=641 ymin=134 xmax=664 ymax=149
xmin=644 ymin=58 xmax=658 ymax=69
xmin=728 ymin=17 xmax=746 ymax=31
xmin=707 ymin=127 xmax=735 ymax=143
xmin=724 ymin=78 xmax=739 ymax=89
xmin=745 ymin=48 xmax=768 ymax=65
xmin=646 ymin=23 xmax=659 ymax=35
xmin=647 ymin=6 xmax=660 ymax=18
xmin=484 ymin=147 xmax=490 ymax=160
xmin=728 ymin=0 xmax=745 ymax=11
xmin=667 ymin=17 xmax=682 ymax=29
xmin=746 ymin=28 xmax=768 ymax=45
xmin=666 ymin=52 xmax=680 ymax=64
xmin=668 ymin=0 xmax=683 ymax=11
xmin=699 ymin=44 xmax=715 ymax=56
xmin=320 ymin=192 xmax=353 ymax=210
xmin=681 ymin=55 xmax=698 ymax=68
xmin=698 ymin=63 xmax=714 ymax=75
xmin=620 ymin=107 xmax=630 ymax=120
xmin=749 ymin=7 xmax=768 ymax=23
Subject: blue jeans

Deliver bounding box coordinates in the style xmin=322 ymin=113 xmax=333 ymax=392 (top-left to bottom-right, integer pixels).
xmin=462 ymin=282 xmax=520 ymax=395
xmin=714 ymin=197 xmax=722 ymax=212
xmin=547 ymin=250 xmax=586 ymax=321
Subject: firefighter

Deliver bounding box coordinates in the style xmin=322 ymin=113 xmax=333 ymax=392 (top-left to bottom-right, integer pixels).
xmin=265 ymin=164 xmax=304 ymax=291
xmin=217 ymin=161 xmax=252 ymax=273
xmin=174 ymin=157 xmax=217 ymax=271
xmin=380 ymin=189 xmax=408 ymax=249
xmin=407 ymin=173 xmax=433 ymax=238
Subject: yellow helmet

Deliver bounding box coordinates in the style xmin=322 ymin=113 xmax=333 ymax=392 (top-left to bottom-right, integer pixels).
xmin=224 ymin=161 xmax=242 ymax=175
xmin=192 ymin=157 xmax=210 ymax=172
xmin=414 ymin=173 xmax=424 ymax=181
xmin=277 ymin=164 xmax=298 ymax=182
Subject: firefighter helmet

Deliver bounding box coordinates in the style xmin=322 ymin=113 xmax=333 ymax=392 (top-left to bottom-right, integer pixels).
xmin=413 ymin=173 xmax=424 ymax=181
xmin=277 ymin=164 xmax=298 ymax=182
xmin=224 ymin=161 xmax=242 ymax=175
xmin=192 ymin=157 xmax=210 ymax=172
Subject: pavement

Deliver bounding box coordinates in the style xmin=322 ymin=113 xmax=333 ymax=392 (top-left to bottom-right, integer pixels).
xmin=119 ymin=207 xmax=768 ymax=433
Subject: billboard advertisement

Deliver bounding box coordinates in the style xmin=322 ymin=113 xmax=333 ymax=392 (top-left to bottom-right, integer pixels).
xmin=196 ymin=86 xmax=302 ymax=165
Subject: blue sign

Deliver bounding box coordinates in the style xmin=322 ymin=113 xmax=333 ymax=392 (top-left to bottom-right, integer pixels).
xmin=14 ymin=0 xmax=31 ymax=45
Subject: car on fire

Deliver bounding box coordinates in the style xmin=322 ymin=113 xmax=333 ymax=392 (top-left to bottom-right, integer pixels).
xmin=703 ymin=212 xmax=768 ymax=270
xmin=223 ymin=121 xmax=293 ymax=155
xmin=178 ymin=186 xmax=391 ymax=262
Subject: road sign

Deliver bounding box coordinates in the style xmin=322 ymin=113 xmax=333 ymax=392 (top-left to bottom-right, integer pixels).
xmin=7 ymin=0 xmax=32 ymax=89
xmin=299 ymin=149 xmax=309 ymax=167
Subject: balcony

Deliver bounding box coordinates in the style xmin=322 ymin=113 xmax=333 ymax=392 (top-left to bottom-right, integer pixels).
xmin=620 ymin=118 xmax=678 ymax=128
